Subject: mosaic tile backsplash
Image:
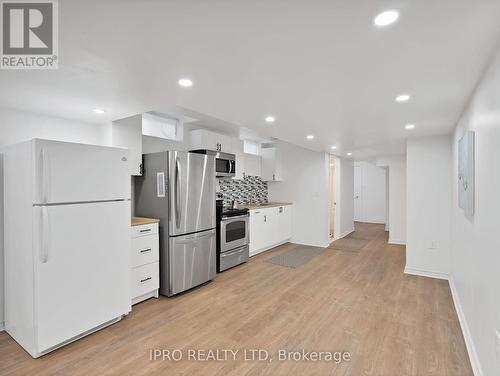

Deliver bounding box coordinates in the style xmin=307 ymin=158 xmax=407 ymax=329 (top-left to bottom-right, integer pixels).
xmin=218 ymin=176 xmax=268 ymax=205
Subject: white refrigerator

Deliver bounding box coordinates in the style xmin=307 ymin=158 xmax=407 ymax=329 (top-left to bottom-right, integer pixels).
xmin=3 ymin=139 xmax=132 ymax=358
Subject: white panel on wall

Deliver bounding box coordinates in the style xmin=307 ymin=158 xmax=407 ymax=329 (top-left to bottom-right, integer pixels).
xmin=267 ymin=142 xmax=330 ymax=247
xmin=406 ymin=136 xmax=451 ymax=279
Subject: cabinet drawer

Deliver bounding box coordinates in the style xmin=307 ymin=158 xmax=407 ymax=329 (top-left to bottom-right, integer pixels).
xmin=131 ymin=223 xmax=158 ymax=238
xmin=131 ymin=262 xmax=159 ymax=299
xmin=131 ymin=235 xmax=159 ymax=267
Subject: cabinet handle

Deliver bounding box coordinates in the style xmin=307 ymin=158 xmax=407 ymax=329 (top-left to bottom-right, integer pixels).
xmin=140 ymin=248 xmax=152 ymax=253
xmin=140 ymin=277 xmax=152 ymax=283
xmin=140 ymin=228 xmax=151 ymax=233
xmin=264 ymin=215 xmax=267 ymax=222
xmin=273 ymin=174 xmax=275 ymax=181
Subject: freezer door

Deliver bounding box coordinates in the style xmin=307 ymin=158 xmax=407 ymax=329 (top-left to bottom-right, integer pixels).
xmin=167 ymin=229 xmax=216 ymax=296
xmin=34 ymin=139 xmax=130 ymax=204
xmin=168 ymin=151 xmax=216 ymax=236
xmin=33 ymin=201 xmax=131 ymax=353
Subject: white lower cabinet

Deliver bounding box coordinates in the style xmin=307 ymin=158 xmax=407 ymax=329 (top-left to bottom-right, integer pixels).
xmin=131 ymin=221 xmax=160 ymax=305
xmin=249 ymin=205 xmax=292 ymax=256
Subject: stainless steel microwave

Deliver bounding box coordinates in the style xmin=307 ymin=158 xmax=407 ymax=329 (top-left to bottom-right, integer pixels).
xmin=190 ymin=150 xmax=235 ymax=178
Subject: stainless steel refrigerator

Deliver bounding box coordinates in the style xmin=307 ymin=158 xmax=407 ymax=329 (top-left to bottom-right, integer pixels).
xmin=134 ymin=151 xmax=216 ymax=296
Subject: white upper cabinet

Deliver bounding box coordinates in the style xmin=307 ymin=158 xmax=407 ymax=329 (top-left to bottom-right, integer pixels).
xmin=231 ymin=137 xmax=245 ymax=179
xmin=261 ymin=146 xmax=284 ymax=182
xmin=189 ymin=129 xmax=232 ymax=153
xmin=112 ymin=113 xmax=183 ymax=176
xmin=111 ymin=115 xmax=143 ymax=176
xmin=244 ymin=154 xmax=262 ymax=177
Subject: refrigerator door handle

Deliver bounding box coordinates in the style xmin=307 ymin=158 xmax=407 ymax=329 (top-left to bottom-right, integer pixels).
xmin=184 ymin=230 xmax=215 ymax=240
xmin=40 ymin=207 xmax=50 ymax=263
xmin=175 ymin=157 xmax=181 ymax=229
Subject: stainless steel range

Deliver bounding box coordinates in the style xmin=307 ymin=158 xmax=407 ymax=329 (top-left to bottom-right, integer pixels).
xmin=216 ymin=199 xmax=249 ymax=272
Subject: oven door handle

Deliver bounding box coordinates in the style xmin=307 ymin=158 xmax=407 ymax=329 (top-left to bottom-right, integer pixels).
xmin=221 ymin=248 xmax=248 ymax=257
xmin=221 ymin=214 xmax=249 ymax=221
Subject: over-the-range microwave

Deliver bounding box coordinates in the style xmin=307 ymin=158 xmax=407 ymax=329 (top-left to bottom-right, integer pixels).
xmin=190 ymin=149 xmax=236 ymax=178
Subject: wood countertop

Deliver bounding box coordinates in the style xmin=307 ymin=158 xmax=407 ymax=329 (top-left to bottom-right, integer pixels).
xmin=235 ymin=202 xmax=292 ymax=210
xmin=131 ymin=217 xmax=160 ymax=226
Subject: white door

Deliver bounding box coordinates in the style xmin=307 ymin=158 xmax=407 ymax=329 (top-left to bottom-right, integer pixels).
xmin=34 ymin=139 xmax=130 ymax=204
xmin=354 ymin=165 xmax=363 ymax=222
xmin=33 ymin=201 xmax=131 ymax=352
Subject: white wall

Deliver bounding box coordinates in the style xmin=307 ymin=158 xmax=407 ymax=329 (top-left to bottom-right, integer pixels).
xmin=377 ymin=156 xmax=406 ymax=244
xmin=0 ymin=106 xmax=103 ymax=148
xmin=0 ymin=106 xmax=105 ymax=330
xmin=267 ymin=143 xmax=331 ymax=247
xmin=406 ymin=136 xmax=451 ymax=279
xmin=353 ymin=161 xmax=387 ymax=224
xmin=448 ymin=44 xmax=500 ymax=376
xmin=335 ymin=157 xmax=355 ymax=239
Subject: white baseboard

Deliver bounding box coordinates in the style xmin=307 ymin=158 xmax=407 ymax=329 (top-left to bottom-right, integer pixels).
xmin=356 ymin=220 xmax=386 ymax=224
xmin=249 ymin=240 xmax=290 ymax=257
xmin=404 ymin=266 xmax=449 ymax=280
xmin=449 ymin=278 xmax=483 ymax=376
xmin=384 ymin=224 xmax=389 ymax=231
xmin=388 ymin=238 xmax=406 ymax=245
xmin=335 ymin=228 xmax=354 ymax=240
xmin=292 ymin=239 xmax=331 ymax=248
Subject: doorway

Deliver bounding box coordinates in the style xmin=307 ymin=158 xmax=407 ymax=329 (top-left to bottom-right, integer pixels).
xmin=328 ymin=155 xmax=336 ymax=240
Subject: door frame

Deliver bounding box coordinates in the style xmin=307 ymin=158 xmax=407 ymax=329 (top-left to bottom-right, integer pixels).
xmin=329 ymin=155 xmax=342 ymax=241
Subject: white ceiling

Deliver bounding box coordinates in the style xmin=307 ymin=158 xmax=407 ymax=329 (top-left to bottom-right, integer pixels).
xmin=1 ymin=0 xmax=500 ymax=159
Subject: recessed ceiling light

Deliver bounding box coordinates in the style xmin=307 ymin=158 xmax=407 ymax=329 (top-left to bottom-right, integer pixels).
xmin=306 ymin=135 xmax=314 ymax=140
xmin=395 ymin=94 xmax=411 ymax=102
xmin=265 ymin=116 xmax=275 ymax=123
xmin=330 ymin=146 xmax=337 ymax=150
xmin=93 ymin=108 xmax=105 ymax=114
xmin=347 ymin=152 xmax=353 ymax=156
xmin=405 ymin=124 xmax=415 ymax=130
xmin=178 ymin=78 xmax=193 ymax=87
xmin=374 ymin=10 xmax=399 ymax=27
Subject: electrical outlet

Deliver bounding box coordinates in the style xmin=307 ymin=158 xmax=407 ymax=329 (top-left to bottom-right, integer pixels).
xmin=495 ymin=331 xmax=500 ymax=360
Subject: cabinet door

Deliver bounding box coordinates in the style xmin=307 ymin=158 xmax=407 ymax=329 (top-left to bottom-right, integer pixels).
xmin=218 ymin=134 xmax=232 ymax=153
xmin=261 ymin=148 xmax=275 ymax=181
xmin=278 ymin=206 xmax=292 ymax=241
xmin=244 ymin=154 xmax=262 ymax=177
xmin=234 ymin=152 xmax=245 ymax=179
xmin=249 ymin=210 xmax=266 ymax=254
xmin=261 ymin=147 xmax=283 ymax=181
xmin=112 ymin=115 xmax=143 ymax=176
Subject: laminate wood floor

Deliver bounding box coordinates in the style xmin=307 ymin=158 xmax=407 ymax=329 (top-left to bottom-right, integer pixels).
xmin=0 ymin=223 xmax=472 ymax=375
